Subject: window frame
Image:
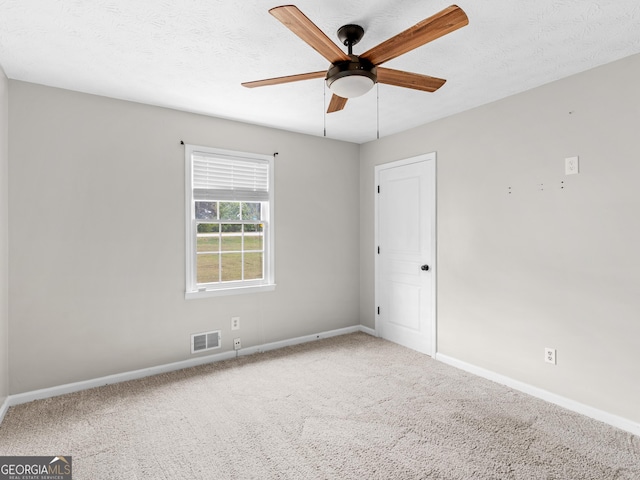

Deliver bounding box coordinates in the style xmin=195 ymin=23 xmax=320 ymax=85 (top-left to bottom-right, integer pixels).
xmin=184 ymin=144 xmax=275 ymax=299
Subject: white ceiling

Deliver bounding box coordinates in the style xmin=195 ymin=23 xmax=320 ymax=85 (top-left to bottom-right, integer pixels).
xmin=1 ymin=1 xmax=639 ymax=144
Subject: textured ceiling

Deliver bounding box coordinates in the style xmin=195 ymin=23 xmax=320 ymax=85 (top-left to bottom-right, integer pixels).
xmin=1 ymin=1 xmax=639 ymax=143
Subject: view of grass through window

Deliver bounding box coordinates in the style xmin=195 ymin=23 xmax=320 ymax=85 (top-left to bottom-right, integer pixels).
xmin=195 ymin=201 xmax=264 ymax=284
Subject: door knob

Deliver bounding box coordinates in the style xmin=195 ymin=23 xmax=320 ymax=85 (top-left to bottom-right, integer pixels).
xmin=421 ymin=264 xmax=430 ymax=271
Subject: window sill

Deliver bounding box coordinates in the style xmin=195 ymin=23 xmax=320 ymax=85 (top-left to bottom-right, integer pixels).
xmin=185 ymin=283 xmax=276 ymax=300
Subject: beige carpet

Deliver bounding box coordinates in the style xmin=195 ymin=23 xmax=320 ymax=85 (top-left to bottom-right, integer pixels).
xmin=1 ymin=332 xmax=639 ymax=479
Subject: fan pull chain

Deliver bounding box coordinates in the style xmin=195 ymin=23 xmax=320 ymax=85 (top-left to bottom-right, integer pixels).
xmin=323 ymin=85 xmax=327 ymax=137
xmin=376 ymin=83 xmax=380 ymax=140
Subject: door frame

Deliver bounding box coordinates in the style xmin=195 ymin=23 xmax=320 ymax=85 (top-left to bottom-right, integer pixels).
xmin=374 ymin=153 xmax=437 ymax=355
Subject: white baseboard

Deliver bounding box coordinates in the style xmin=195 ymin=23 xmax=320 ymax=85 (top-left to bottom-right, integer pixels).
xmin=436 ymin=353 xmax=640 ymax=438
xmin=8 ymin=350 xmax=237 ymax=407
xmin=238 ymin=325 xmax=364 ymax=356
xmin=6 ymin=325 xmax=373 ymax=411
xmin=0 ymin=396 xmax=9 ymax=424
xmin=358 ymin=325 xmax=377 ymax=337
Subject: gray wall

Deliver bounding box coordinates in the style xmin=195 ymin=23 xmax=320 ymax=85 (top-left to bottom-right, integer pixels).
xmin=360 ymin=53 xmax=640 ymax=423
xmin=0 ymin=67 xmax=8 ymax=405
xmin=6 ymin=53 xmax=640 ymax=428
xmin=8 ymin=81 xmax=360 ymax=394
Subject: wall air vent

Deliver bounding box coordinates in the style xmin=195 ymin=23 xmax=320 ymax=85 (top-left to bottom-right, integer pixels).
xmin=191 ymin=330 xmax=221 ymax=354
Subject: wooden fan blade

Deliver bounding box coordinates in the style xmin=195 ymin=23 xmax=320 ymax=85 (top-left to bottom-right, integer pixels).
xmin=377 ymin=68 xmax=446 ymax=92
xmin=270 ymin=5 xmax=350 ymax=63
xmin=327 ymin=94 xmax=348 ymax=113
xmin=242 ymin=71 xmax=326 ymax=88
xmin=361 ymin=5 xmax=468 ymax=66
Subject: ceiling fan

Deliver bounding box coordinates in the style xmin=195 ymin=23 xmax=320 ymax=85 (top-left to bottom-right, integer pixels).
xmin=242 ymin=4 xmax=469 ymax=113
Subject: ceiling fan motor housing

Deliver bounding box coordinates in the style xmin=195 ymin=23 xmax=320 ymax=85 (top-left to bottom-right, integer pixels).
xmin=326 ymin=55 xmax=377 ymax=98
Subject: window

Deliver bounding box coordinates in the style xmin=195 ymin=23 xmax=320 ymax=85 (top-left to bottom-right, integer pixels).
xmin=185 ymin=144 xmax=275 ymax=298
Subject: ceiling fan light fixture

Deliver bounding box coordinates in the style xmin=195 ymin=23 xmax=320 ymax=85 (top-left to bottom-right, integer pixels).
xmin=326 ymin=57 xmax=377 ymax=99
xmin=329 ymin=75 xmax=375 ymax=98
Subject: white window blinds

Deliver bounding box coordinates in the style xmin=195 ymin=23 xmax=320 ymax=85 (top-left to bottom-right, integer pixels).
xmin=192 ymin=151 xmax=270 ymax=202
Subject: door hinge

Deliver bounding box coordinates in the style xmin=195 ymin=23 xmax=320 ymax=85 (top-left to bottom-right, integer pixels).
xmin=377 ymin=306 xmax=380 ymax=315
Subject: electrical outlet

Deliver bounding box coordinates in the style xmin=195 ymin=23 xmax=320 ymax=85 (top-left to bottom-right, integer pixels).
xmin=233 ymin=338 xmax=241 ymax=350
xmin=565 ymin=156 xmax=579 ymax=175
xmin=545 ymin=347 xmax=557 ymax=365
xmin=231 ymin=316 xmax=240 ymax=330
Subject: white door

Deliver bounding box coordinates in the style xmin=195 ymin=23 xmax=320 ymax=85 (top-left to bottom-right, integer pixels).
xmin=375 ymin=154 xmax=435 ymax=355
